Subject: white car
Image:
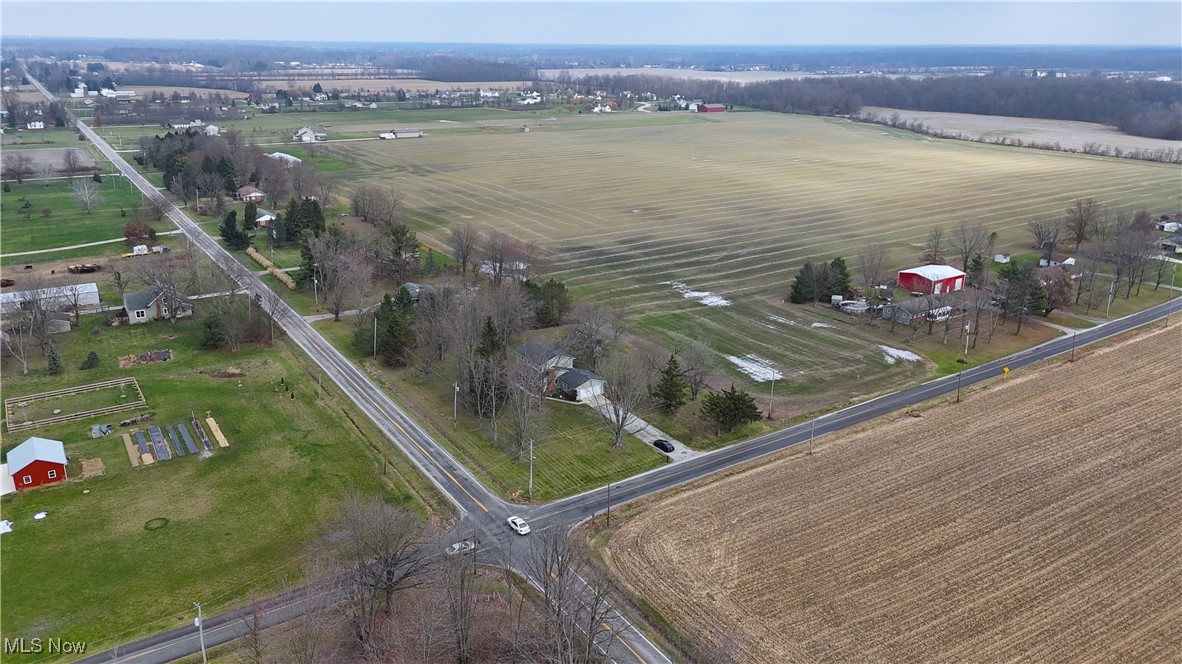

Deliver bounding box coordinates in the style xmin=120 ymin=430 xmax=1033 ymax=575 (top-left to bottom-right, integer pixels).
xmin=445 ymin=539 xmax=476 ymax=556
xmin=506 ymin=515 xmax=530 ymax=535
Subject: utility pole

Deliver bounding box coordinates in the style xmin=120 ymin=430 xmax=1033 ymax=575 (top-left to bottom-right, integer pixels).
xmin=809 ymin=417 xmax=815 ymax=455
xmin=1106 ymin=280 xmax=1115 ymax=318
xmin=1070 ymin=331 xmax=1077 ymax=363
xmin=453 ymin=382 xmax=459 ymax=429
xmin=767 ymin=374 xmax=776 ymax=419
xmin=373 ymin=314 xmax=378 ymax=359
xmin=528 ymin=438 xmax=535 ymax=502
xmin=194 ymin=602 xmax=208 ymax=664
xmin=606 ymin=482 xmax=611 ymax=527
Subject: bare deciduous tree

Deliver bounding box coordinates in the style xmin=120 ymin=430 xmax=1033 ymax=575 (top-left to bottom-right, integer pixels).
xmin=3 ymin=153 xmax=33 ymax=183
xmin=921 ymin=226 xmax=945 ymax=264
xmin=1064 ymin=198 xmax=1098 ymax=251
xmin=1027 ymin=216 xmax=1062 ymax=260
xmin=61 ymin=148 xmax=84 ymax=181
xmin=857 ymin=242 xmax=888 ymax=293
xmin=72 ymin=178 xmax=103 ymax=214
xmin=527 ymin=529 xmax=623 ymax=663
xmin=481 ymin=229 xmax=520 ymax=286
xmin=448 ymin=222 xmax=480 ymax=275
xmin=351 ymin=185 xmax=401 ymax=225
xmin=597 ymin=355 xmax=651 ymax=449
xmin=505 ymin=359 xmax=546 ymax=462
xmin=306 ymin=228 xmax=372 ymax=322
xmin=130 ymin=252 xmax=192 ymax=325
xmin=949 ymin=220 xmax=989 ymax=271
xmin=677 ymin=338 xmax=715 ymax=400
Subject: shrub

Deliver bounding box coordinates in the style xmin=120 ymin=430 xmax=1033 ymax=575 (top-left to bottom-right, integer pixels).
xmin=80 ymin=350 xmax=101 ymax=370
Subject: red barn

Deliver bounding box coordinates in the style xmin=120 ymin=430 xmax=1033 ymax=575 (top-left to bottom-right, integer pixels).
xmin=897 ymin=265 xmax=966 ymax=295
xmin=699 ymin=103 xmax=727 ymax=113
xmin=5 ymin=437 xmax=68 ymax=490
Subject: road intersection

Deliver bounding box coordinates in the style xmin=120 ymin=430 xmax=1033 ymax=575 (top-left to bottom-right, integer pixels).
xmin=31 ymin=73 xmax=1181 ymax=664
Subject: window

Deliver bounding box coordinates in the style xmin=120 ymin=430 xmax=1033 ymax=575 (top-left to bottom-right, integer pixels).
xmin=47 ymin=470 xmax=57 ymax=479
xmin=135 ymin=310 xmax=146 ymax=319
xmin=162 ymin=306 xmax=169 ymax=316
xmin=22 ymin=475 xmax=31 ymax=485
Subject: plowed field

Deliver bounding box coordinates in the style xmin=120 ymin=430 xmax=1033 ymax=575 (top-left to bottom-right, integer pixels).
xmin=606 ymin=324 xmax=1182 ymax=663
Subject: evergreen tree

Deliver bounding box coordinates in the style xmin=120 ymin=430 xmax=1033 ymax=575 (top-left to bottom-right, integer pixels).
xmin=966 ymin=253 xmax=986 ymax=286
xmin=243 ymin=201 xmax=257 ymax=230
xmin=219 ymin=210 xmax=252 ymax=250
xmin=80 ymin=350 xmax=101 ymax=370
xmin=523 ymin=278 xmax=574 ymax=327
xmin=200 ymin=313 xmax=227 ymax=349
xmin=46 ymin=343 xmax=63 ymax=375
xmin=653 ymin=355 xmax=688 ymax=413
xmin=830 ymin=256 xmax=852 ymax=296
xmin=423 ymin=248 xmax=438 ymax=276
xmin=700 ymin=384 xmax=761 ymax=433
xmin=476 ymin=316 xmax=502 ymax=359
xmin=789 ymin=261 xmax=835 ymax=304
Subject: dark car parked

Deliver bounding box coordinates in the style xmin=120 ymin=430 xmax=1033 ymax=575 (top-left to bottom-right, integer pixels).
xmin=653 ymin=439 xmax=675 ymax=453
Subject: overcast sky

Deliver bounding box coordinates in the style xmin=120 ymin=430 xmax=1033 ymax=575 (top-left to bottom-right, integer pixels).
xmin=2 ymin=2 xmax=1179 ymax=46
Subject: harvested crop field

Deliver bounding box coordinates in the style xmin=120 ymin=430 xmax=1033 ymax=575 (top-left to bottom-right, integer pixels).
xmin=329 ymin=110 xmax=1180 ymax=396
xmin=605 ymin=324 xmax=1182 ymax=663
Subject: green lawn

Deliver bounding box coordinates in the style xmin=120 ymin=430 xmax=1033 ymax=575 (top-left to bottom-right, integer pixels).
xmin=312 ymin=316 xmax=666 ymax=502
xmin=0 ymin=178 xmax=167 ymax=254
xmin=0 ymin=316 xmax=448 ymax=662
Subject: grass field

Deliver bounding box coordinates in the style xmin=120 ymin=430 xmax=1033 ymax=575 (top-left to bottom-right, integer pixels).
xmin=312 ymin=110 xmax=1180 ymax=406
xmin=602 ymin=323 xmax=1182 ymax=663
xmin=0 ymin=317 xmax=447 ymax=662
xmin=0 ymin=177 xmax=166 ymax=255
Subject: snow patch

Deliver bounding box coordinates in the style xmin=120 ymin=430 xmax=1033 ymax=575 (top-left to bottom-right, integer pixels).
xmin=880 ymin=345 xmax=922 ymax=365
xmin=663 ymin=281 xmax=731 ymax=307
xmin=768 ymin=315 xmax=797 ymax=326
xmin=725 ymin=354 xmax=783 ymax=382
xmin=810 ymin=322 xmax=834 ymax=329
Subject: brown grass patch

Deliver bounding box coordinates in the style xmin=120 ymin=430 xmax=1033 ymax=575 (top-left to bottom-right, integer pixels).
xmin=606 ymin=323 xmax=1182 ymax=663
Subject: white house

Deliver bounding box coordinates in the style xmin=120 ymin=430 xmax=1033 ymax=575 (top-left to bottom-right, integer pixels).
xmin=292 ymin=127 xmax=326 ymax=142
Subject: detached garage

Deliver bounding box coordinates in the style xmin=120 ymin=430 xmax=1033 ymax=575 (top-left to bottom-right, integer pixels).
xmin=898 ymin=265 xmax=966 ymax=295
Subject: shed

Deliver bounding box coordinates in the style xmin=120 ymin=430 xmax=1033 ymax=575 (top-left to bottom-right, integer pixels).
xmin=5 ymin=437 xmax=68 ymax=490
xmin=555 ymin=369 xmax=605 ymax=402
xmin=0 ymin=282 xmax=100 ymax=315
xmin=993 ymin=253 xmax=1011 ymax=264
xmin=698 ymin=103 xmax=727 ymax=113
xmin=897 ymin=265 xmax=966 ymax=295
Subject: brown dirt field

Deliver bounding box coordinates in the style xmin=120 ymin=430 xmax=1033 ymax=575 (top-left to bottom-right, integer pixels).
xmin=861 ymin=106 xmax=1182 ymax=155
xmin=606 ymin=323 xmax=1182 ymax=663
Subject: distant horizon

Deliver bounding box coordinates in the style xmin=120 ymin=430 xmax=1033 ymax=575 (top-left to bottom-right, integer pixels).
xmin=2 ymin=3 xmax=1179 ymax=47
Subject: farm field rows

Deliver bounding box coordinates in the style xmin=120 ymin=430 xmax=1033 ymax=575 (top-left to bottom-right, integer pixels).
xmin=603 ymin=323 xmax=1182 ymax=663
xmin=325 ymin=110 xmax=1181 ymax=399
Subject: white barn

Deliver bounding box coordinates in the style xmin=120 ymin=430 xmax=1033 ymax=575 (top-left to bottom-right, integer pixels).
xmin=0 ymin=283 xmax=100 ymax=315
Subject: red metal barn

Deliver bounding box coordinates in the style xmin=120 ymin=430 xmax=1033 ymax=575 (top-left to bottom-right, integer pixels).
xmin=699 ymin=103 xmax=727 ymax=113
xmin=5 ymin=437 xmax=68 ymax=490
xmin=897 ymin=265 xmax=966 ymax=295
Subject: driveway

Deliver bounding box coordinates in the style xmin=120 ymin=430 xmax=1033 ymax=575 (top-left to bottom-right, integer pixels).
xmin=583 ymin=395 xmax=701 ymax=461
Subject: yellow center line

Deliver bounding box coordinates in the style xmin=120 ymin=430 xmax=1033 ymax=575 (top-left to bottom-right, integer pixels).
xmin=311 ymin=342 xmax=489 ymax=513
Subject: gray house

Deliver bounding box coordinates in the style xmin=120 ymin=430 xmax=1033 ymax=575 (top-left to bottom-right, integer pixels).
xmin=121 ymin=287 xmax=192 ymax=324
xmin=515 ymin=341 xmax=575 ymax=372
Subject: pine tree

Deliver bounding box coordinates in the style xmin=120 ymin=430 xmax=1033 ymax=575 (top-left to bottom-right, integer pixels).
xmin=219 ymin=211 xmax=251 ymax=250
xmin=80 ymin=350 xmax=101 ymax=370
xmin=243 ymin=201 xmax=257 ymax=230
xmin=700 ymin=384 xmax=761 ymax=434
xmin=476 ymin=316 xmax=502 ymax=360
xmin=46 ymin=344 xmax=63 ymax=375
xmin=653 ymin=355 xmax=689 ymax=413
xmin=830 ymin=256 xmax=852 ymax=296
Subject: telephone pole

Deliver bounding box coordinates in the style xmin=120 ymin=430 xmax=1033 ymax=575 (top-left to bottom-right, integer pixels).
xmin=194 ymin=602 xmax=208 ymax=664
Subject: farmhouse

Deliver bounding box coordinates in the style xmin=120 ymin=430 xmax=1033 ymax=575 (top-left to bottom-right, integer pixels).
xmin=554 ymin=369 xmax=606 ymax=402
xmin=120 ymin=286 xmax=193 ymax=324
xmin=236 ymin=186 xmax=266 ymax=203
xmin=5 ymin=437 xmax=68 ymax=491
xmin=292 ymin=127 xmax=326 ymax=142
xmin=897 ymin=265 xmax=966 ymax=295
xmin=699 ymin=103 xmax=727 ymax=113
xmin=0 ymin=283 xmax=100 ymax=316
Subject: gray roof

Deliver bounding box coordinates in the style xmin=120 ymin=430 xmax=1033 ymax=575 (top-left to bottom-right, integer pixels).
xmin=556 ymin=368 xmax=602 ymax=389
xmin=6 ymin=437 xmax=67 ymax=473
xmin=123 ymin=288 xmax=158 ymax=312
xmin=516 ymin=340 xmax=567 ymax=364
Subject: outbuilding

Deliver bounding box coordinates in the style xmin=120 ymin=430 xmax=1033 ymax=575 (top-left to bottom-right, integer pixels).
xmin=555 ymin=369 xmax=605 ymax=403
xmin=5 ymin=437 xmax=68 ymax=490
xmin=897 ymin=265 xmax=966 ymax=295
xmin=698 ymin=103 xmax=727 ymax=113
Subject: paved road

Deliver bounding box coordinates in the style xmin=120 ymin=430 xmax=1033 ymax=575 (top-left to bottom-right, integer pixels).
xmin=30 ymin=74 xmax=668 ymax=664
xmin=34 ymin=73 xmax=1182 ymax=663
